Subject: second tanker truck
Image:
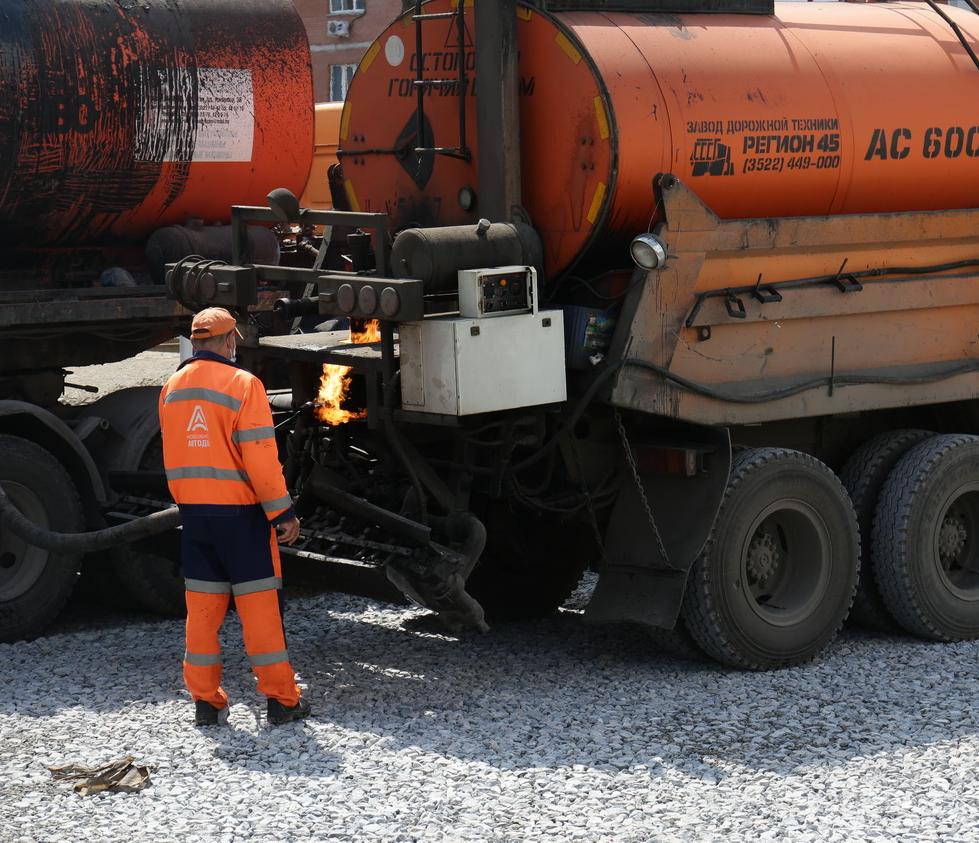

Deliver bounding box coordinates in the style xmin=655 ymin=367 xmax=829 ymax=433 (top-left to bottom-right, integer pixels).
xmin=0 ymin=0 xmax=316 ymax=639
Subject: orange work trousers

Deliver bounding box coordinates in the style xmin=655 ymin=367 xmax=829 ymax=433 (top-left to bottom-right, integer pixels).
xmin=179 ymin=503 xmax=301 ymax=709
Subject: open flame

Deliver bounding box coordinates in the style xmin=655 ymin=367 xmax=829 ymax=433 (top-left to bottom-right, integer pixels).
xmin=315 ymin=320 xmax=381 ymax=425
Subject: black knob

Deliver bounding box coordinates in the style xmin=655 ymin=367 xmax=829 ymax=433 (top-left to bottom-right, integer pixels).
xmin=337 ymin=283 xmax=356 ymax=313
xmin=358 ymin=285 xmax=378 ymax=315
xmin=380 ymin=287 xmax=401 ymax=318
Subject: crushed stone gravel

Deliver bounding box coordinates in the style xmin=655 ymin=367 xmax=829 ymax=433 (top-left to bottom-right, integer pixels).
xmin=65 ymin=350 xmax=179 ymax=406
xmin=2 ymin=587 xmax=979 ymax=842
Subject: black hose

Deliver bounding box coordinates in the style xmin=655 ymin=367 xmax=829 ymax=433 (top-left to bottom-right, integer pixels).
xmin=510 ymin=362 xmax=625 ymax=472
xmin=622 ymin=357 xmax=979 ymax=404
xmin=382 ymin=370 xmax=429 ymax=524
xmin=0 ymin=483 xmax=181 ymax=553
xmin=510 ymin=352 xmax=979 ymax=474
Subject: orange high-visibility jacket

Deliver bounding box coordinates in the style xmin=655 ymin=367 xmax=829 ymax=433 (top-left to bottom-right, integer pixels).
xmin=159 ymin=351 xmax=294 ymax=523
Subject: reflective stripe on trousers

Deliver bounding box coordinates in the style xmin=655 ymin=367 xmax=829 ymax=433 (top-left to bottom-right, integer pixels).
xmin=184 ymin=591 xmax=232 ymax=710
xmin=184 ymin=651 xmax=222 ymax=666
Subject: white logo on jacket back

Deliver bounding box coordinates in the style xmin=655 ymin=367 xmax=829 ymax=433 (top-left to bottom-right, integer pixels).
xmin=186 ymin=405 xmax=211 ymax=448
xmin=187 ymin=405 xmax=209 ymax=433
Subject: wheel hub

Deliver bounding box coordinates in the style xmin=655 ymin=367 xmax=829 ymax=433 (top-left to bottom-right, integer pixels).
xmin=939 ymin=512 xmax=968 ymax=565
xmin=0 ymin=481 xmax=49 ymax=602
xmin=746 ymin=531 xmax=781 ymax=584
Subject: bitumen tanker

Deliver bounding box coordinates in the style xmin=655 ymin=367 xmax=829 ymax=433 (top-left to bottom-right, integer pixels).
xmin=234 ymin=0 xmax=979 ymax=669
xmin=0 ymin=0 xmax=314 ymax=640
xmin=341 ymin=0 xmax=979 ymax=277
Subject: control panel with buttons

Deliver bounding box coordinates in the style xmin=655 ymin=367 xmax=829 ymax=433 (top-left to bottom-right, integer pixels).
xmin=458 ymin=266 xmax=536 ymax=319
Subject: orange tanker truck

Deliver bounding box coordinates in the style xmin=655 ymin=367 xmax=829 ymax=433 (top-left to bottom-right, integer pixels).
xmin=0 ymin=0 xmax=317 ymax=638
xmin=16 ymin=0 xmax=979 ymax=670
xmin=158 ymin=0 xmax=979 ymax=669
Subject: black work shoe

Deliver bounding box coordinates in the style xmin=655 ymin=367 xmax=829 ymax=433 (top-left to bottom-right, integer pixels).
xmin=267 ymin=696 xmax=311 ymax=726
xmin=194 ymin=700 xmax=227 ymax=726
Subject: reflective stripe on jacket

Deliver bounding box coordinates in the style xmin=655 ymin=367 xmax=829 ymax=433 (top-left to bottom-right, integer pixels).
xmin=159 ymin=351 xmax=294 ymax=523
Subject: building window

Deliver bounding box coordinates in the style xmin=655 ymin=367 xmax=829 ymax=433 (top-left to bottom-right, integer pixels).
xmin=330 ymin=64 xmax=357 ymax=101
xmin=329 ymin=0 xmax=364 ymax=13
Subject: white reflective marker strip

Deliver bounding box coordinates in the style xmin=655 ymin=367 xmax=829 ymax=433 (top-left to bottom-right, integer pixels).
xmin=261 ymin=495 xmax=293 ymax=514
xmin=184 ymin=651 xmax=222 ymax=666
xmin=232 ymin=426 xmax=275 ymax=444
xmin=250 ymin=649 xmax=289 ymax=667
xmin=185 ymin=579 xmax=232 ymax=594
xmin=232 ymin=576 xmax=282 ymax=596
xmin=164 ymin=387 xmax=242 ymax=412
xmin=166 ymin=466 xmax=249 ymax=483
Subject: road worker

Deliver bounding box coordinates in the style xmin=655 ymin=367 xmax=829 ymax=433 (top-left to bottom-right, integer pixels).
xmin=159 ymin=307 xmax=310 ymax=727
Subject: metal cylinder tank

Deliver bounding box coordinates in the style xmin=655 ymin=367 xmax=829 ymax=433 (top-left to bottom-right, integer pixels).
xmin=340 ymin=1 xmax=979 ymax=278
xmin=0 ymin=0 xmax=313 ymax=247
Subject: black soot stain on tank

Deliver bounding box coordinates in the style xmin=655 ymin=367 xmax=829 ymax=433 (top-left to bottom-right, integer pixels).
xmin=0 ymin=0 xmax=199 ymax=246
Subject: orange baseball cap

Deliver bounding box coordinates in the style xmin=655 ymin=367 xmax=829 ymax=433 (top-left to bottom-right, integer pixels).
xmin=190 ymin=307 xmax=242 ymax=339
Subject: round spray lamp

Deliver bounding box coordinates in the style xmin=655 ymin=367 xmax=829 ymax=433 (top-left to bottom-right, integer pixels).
xmin=629 ymin=232 xmax=668 ymax=271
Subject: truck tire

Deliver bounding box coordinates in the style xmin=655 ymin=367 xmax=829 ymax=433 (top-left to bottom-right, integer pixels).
xmin=112 ymin=549 xmax=185 ymax=618
xmin=873 ymin=434 xmax=979 ymax=640
xmin=109 ymin=434 xmax=184 ymax=617
xmin=839 ymin=429 xmax=934 ymax=631
xmin=681 ymin=448 xmax=859 ymax=670
xmin=0 ymin=435 xmax=84 ymax=641
xmin=465 ymin=500 xmax=595 ymax=620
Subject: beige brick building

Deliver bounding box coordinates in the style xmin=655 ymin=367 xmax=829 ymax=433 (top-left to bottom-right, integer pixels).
xmin=294 ymin=0 xmax=407 ymax=102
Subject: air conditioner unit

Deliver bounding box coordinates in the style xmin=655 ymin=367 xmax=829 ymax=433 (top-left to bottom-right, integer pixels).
xmin=328 ymin=20 xmax=350 ymax=37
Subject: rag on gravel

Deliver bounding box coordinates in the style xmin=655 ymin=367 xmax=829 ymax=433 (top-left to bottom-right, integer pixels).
xmin=49 ymin=756 xmax=152 ymax=796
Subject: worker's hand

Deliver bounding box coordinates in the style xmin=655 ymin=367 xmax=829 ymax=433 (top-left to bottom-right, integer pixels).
xmin=276 ymin=516 xmax=301 ymax=545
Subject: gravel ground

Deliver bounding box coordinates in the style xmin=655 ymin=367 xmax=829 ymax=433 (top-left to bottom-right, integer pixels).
xmin=15 ymin=351 xmax=975 ymax=840
xmin=65 ymin=350 xmax=179 ymax=406
xmin=2 ymin=586 xmax=978 ymax=842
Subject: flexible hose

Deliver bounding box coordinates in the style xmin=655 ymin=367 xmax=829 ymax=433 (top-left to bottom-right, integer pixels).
xmin=382 ymin=370 xmax=429 ymax=524
xmin=0 ymin=483 xmax=181 ymax=553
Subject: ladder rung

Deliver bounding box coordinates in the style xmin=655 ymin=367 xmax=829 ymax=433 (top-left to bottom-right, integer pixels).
xmin=412 ymin=79 xmax=457 ymax=87
xmin=414 ymin=147 xmax=466 ymax=154
xmin=412 ymin=12 xmax=458 ymax=20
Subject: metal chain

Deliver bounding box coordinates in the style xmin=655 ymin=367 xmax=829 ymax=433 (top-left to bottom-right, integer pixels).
xmin=569 ymin=438 xmax=610 ymax=568
xmin=614 ymin=408 xmax=671 ymax=565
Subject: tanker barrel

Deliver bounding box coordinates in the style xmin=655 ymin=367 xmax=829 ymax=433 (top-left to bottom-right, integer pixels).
xmin=0 ymin=0 xmax=313 ymax=250
xmin=390 ymin=221 xmax=544 ymax=293
xmin=343 ymin=0 xmax=979 ymax=280
xmin=146 ymin=224 xmax=280 ymax=285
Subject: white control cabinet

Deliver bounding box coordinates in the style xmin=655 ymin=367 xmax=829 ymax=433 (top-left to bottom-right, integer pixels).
xmin=399 ymin=310 xmax=567 ymax=416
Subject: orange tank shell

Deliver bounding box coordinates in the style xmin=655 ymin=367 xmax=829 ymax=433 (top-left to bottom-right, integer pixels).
xmin=340 ymin=1 xmax=979 ymax=278
xmin=0 ymin=0 xmax=313 ymax=247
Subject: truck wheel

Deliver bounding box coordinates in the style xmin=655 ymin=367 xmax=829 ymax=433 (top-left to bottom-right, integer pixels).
xmin=0 ymin=436 xmax=84 ymax=641
xmin=466 ymin=500 xmax=595 ymax=620
xmin=873 ymin=434 xmax=979 ymax=640
xmin=110 ymin=435 xmax=184 ymax=617
xmin=681 ymin=448 xmax=859 ymax=670
xmin=111 ymin=549 xmax=185 ymax=618
xmin=839 ymin=429 xmax=934 ymax=631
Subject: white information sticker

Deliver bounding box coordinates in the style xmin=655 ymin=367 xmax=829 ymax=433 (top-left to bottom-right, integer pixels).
xmin=191 ymin=68 xmax=254 ymax=163
xmin=136 ymin=67 xmax=255 ymax=164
